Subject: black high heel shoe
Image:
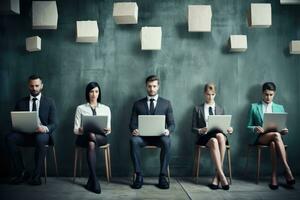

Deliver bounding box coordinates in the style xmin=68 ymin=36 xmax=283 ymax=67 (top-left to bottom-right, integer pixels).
xmin=269 ymin=184 xmax=279 ymax=190
xmin=208 ymin=183 xmax=219 ymax=190
xmin=285 ymin=171 xmax=296 ymax=186
xmin=220 ymin=178 xmax=230 ymax=190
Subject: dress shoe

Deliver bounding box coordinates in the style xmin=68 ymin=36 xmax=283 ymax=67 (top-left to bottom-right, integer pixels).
xmin=132 ymin=174 xmax=143 ymax=189
xmin=85 ymin=179 xmax=101 ymax=194
xmin=221 ymin=184 xmax=230 ymax=190
xmin=10 ymin=171 xmax=30 ymax=185
xmin=284 ymin=172 xmax=296 ymax=186
xmin=157 ymin=175 xmax=169 ymax=189
xmin=28 ymin=175 xmax=42 ymax=185
xmin=269 ymin=184 xmax=279 ymax=190
xmin=208 ymin=183 xmax=219 ymax=190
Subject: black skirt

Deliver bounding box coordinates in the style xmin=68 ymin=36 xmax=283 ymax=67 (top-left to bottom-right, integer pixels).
xmin=196 ymin=129 xmax=228 ymax=146
xmin=76 ymin=134 xmax=108 ymax=148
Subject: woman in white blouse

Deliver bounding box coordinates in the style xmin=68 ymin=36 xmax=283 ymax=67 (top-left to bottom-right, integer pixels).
xmin=73 ymin=82 xmax=111 ymax=194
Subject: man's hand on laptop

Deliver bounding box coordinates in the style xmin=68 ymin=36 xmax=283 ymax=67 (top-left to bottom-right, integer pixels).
xmin=281 ymin=128 xmax=288 ymax=135
xmin=78 ymin=127 xmax=83 ymax=133
xmin=161 ymin=129 xmax=169 ymax=136
xmin=132 ymin=129 xmax=140 ymax=136
xmin=104 ymin=128 xmax=111 ymax=134
xmin=198 ymin=128 xmax=207 ymax=135
xmin=35 ymin=126 xmax=46 ymax=133
xmin=227 ymin=127 xmax=233 ymax=134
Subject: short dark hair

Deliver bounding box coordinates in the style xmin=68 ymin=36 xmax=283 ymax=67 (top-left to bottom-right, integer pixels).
xmin=145 ymin=75 xmax=159 ymax=85
xmin=28 ymin=74 xmax=42 ymax=82
xmin=262 ymin=82 xmax=276 ymax=92
xmin=204 ymin=83 xmax=216 ymax=93
xmin=85 ymin=82 xmax=101 ymax=103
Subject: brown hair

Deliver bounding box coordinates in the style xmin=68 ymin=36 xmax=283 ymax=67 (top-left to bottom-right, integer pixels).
xmin=204 ymin=83 xmax=216 ymax=93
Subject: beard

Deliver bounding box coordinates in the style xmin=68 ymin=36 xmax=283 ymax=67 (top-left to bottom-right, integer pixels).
xmin=30 ymin=90 xmax=41 ymax=97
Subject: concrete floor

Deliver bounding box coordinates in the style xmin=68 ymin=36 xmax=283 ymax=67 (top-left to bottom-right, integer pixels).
xmin=0 ymin=177 xmax=299 ymax=200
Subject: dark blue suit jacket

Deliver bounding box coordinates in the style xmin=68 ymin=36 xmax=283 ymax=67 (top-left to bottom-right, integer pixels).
xmin=129 ymin=97 xmax=175 ymax=134
xmin=14 ymin=95 xmax=57 ymax=135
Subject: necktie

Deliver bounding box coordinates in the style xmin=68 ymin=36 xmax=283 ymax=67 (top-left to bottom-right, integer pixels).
xmin=209 ymin=106 xmax=214 ymax=115
xmin=32 ymin=98 xmax=37 ymax=111
xmin=150 ymin=99 xmax=155 ymax=115
xmin=91 ymin=107 xmax=97 ymax=116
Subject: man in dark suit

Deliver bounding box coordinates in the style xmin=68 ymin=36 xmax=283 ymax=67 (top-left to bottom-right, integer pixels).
xmin=129 ymin=75 xmax=175 ymax=189
xmin=5 ymin=74 xmax=57 ymax=185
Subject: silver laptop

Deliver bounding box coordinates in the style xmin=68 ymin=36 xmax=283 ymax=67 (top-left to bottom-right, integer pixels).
xmin=11 ymin=111 xmax=38 ymax=133
xmin=207 ymin=115 xmax=232 ymax=133
xmin=82 ymin=115 xmax=108 ymax=135
xmin=138 ymin=115 xmax=166 ymax=136
xmin=263 ymin=113 xmax=287 ymax=131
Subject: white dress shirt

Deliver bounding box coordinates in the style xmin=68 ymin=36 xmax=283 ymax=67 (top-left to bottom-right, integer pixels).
xmin=262 ymin=101 xmax=273 ymax=114
xmin=204 ymin=102 xmax=216 ymax=124
xmin=147 ymin=94 xmax=158 ymax=110
xmin=73 ymin=103 xmax=111 ymax=135
xmin=29 ymin=93 xmax=49 ymax=133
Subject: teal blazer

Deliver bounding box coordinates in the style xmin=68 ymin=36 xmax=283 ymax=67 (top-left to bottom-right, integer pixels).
xmin=247 ymin=102 xmax=285 ymax=133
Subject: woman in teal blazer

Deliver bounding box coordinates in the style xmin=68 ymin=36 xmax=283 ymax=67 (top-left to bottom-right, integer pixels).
xmin=247 ymin=82 xmax=295 ymax=189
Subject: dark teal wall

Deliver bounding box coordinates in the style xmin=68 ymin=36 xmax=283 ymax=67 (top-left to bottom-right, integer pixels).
xmin=0 ymin=0 xmax=299 ymax=177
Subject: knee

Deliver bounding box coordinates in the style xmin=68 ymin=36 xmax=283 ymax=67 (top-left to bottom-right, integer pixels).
xmin=208 ymin=138 xmax=218 ymax=148
xmin=216 ymin=133 xmax=225 ymax=143
xmin=130 ymin=136 xmax=142 ymax=147
xmin=35 ymin=134 xmax=49 ymax=147
xmin=87 ymin=133 xmax=96 ymax=141
xmin=273 ymin=132 xmax=282 ymax=142
xmin=160 ymin=136 xmax=171 ymax=148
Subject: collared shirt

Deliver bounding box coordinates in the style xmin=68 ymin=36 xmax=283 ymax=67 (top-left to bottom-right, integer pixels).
xmin=147 ymin=94 xmax=158 ymax=110
xmin=204 ymin=102 xmax=216 ymax=123
xmin=262 ymin=101 xmax=273 ymax=114
xmin=73 ymin=103 xmax=111 ymax=135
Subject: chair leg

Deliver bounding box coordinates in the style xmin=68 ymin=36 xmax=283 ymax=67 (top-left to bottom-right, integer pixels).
xmin=167 ymin=165 xmax=170 ymax=183
xmin=73 ymin=148 xmax=78 ymax=183
xmin=227 ymin=148 xmax=232 ymax=184
xmin=104 ymin=148 xmax=110 ymax=182
xmin=52 ymin=146 xmax=59 ymax=177
xmin=107 ymin=146 xmax=112 ymax=178
xmin=44 ymin=157 xmax=47 ymax=184
xmin=79 ymin=148 xmax=82 ymax=178
xmin=256 ymin=147 xmax=261 ymax=184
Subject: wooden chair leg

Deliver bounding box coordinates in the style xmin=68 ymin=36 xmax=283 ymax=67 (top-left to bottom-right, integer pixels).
xmin=73 ymin=148 xmax=78 ymax=183
xmin=167 ymin=165 xmax=170 ymax=183
xmin=79 ymin=148 xmax=83 ymax=178
xmin=104 ymin=148 xmax=110 ymax=182
xmin=107 ymin=146 xmax=112 ymax=178
xmin=227 ymin=148 xmax=232 ymax=184
xmin=194 ymin=146 xmax=201 ymax=183
xmin=256 ymin=147 xmax=261 ymax=184
xmin=52 ymin=146 xmax=59 ymax=177
xmin=244 ymin=146 xmax=251 ymax=177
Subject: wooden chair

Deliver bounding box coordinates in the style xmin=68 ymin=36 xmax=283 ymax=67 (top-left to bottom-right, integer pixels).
xmin=193 ymin=145 xmax=232 ymax=184
xmin=73 ymin=144 xmax=111 ymax=183
xmin=244 ymin=144 xmax=288 ymax=184
xmin=43 ymin=145 xmax=59 ymax=184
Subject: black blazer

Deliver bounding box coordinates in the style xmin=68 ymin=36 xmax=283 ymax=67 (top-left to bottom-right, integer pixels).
xmin=14 ymin=95 xmax=57 ymax=134
xmin=191 ymin=103 xmax=224 ymax=134
xmin=129 ymin=97 xmax=175 ymax=134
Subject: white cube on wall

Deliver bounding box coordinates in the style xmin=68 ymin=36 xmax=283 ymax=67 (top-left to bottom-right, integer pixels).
xmin=141 ymin=27 xmax=162 ymax=50
xmin=290 ymin=40 xmax=300 ymax=54
xmin=26 ymin=36 xmax=41 ymax=52
xmin=229 ymin=35 xmax=247 ymax=52
xmin=188 ymin=5 xmax=212 ymax=32
xmin=280 ymin=0 xmax=300 ymax=4
xmin=76 ymin=21 xmax=99 ymax=43
xmin=0 ymin=0 xmax=20 ymax=14
xmin=113 ymin=2 xmax=138 ymax=24
xmin=32 ymin=1 xmax=58 ymax=29
xmin=249 ymin=3 xmax=272 ymax=28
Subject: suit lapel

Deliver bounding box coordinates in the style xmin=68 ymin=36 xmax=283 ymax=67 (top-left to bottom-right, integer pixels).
xmin=154 ymin=97 xmax=161 ymax=115
xmin=25 ymin=96 xmax=30 ymax=111
xmin=257 ymin=103 xmax=263 ymax=121
xmin=39 ymin=95 xmax=45 ymax=119
xmin=199 ymin=104 xmax=205 ymax=123
xmin=143 ymin=97 xmax=149 ymax=115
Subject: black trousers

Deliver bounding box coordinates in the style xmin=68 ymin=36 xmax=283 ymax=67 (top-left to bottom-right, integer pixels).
xmin=130 ymin=135 xmax=171 ymax=176
xmin=5 ymin=131 xmax=50 ymax=177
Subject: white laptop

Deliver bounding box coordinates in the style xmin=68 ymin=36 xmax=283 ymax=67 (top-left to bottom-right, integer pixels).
xmin=207 ymin=115 xmax=232 ymax=133
xmin=138 ymin=115 xmax=166 ymax=136
xmin=82 ymin=115 xmax=108 ymax=135
xmin=11 ymin=111 xmax=38 ymax=133
xmin=263 ymin=113 xmax=287 ymax=131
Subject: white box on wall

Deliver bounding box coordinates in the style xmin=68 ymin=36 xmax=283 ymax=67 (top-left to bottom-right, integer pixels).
xmin=76 ymin=21 xmax=99 ymax=43
xmin=141 ymin=27 xmax=162 ymax=50
xmin=229 ymin=35 xmax=247 ymax=52
xmin=113 ymin=2 xmax=138 ymax=24
xmin=32 ymin=1 xmax=58 ymax=29
xmin=290 ymin=40 xmax=300 ymax=54
xmin=249 ymin=3 xmax=272 ymax=28
xmin=188 ymin=5 xmax=212 ymax=32
xmin=280 ymin=0 xmax=300 ymax=4
xmin=26 ymin=36 xmax=41 ymax=52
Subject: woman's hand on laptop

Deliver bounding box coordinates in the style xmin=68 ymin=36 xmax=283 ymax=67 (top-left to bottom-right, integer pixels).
xmin=255 ymin=126 xmax=264 ymax=134
xmin=281 ymin=128 xmax=288 ymax=135
xmin=132 ymin=129 xmax=140 ymax=136
xmin=198 ymin=128 xmax=207 ymax=135
xmin=78 ymin=127 xmax=83 ymax=133
xmin=227 ymin=127 xmax=233 ymax=134
xmin=103 ymin=128 xmax=111 ymax=134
